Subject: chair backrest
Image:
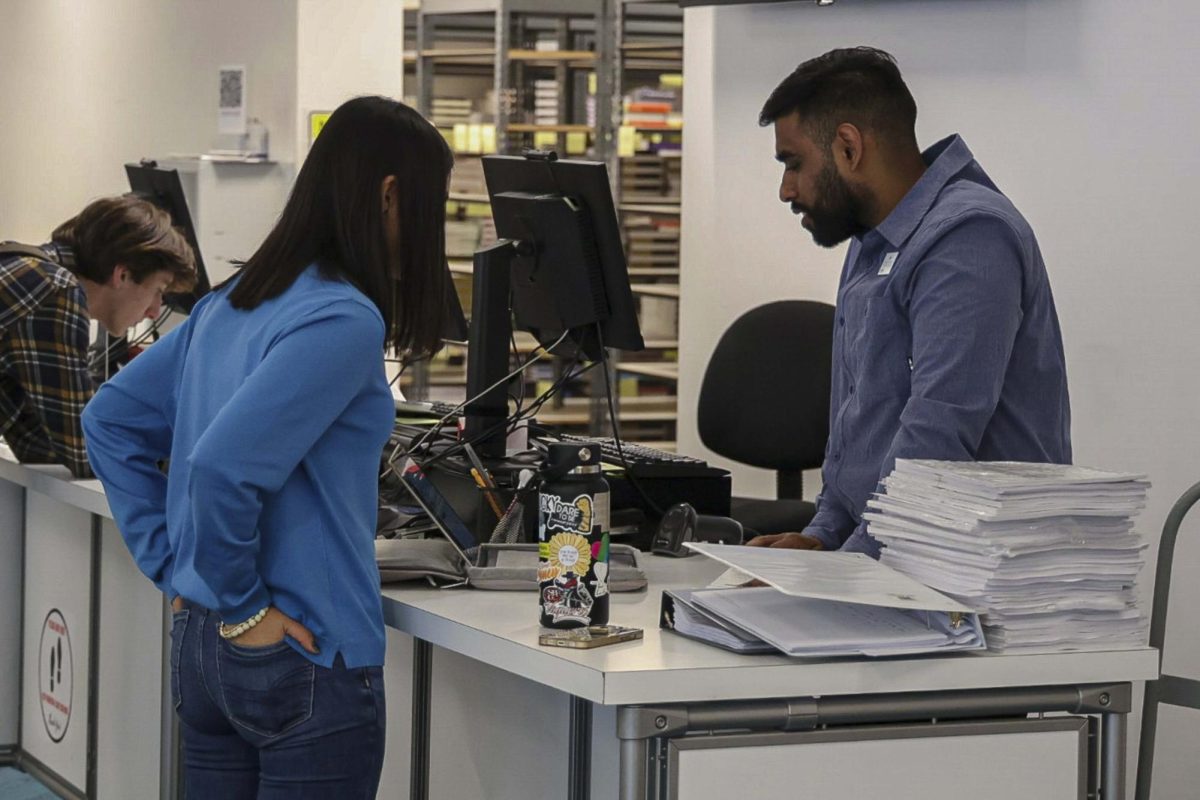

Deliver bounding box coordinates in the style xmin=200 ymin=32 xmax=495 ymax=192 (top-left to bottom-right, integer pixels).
xmin=697 ymin=299 xmax=833 ymax=475
xmin=1135 ymin=480 xmax=1200 ymax=800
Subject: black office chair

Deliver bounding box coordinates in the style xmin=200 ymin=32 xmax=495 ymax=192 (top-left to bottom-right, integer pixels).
xmin=1135 ymin=480 xmax=1200 ymax=800
xmin=697 ymin=300 xmax=834 ymax=536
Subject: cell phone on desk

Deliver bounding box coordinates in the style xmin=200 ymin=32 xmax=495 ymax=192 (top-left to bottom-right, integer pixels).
xmin=399 ymin=459 xmax=479 ymax=565
xmin=538 ymin=625 xmax=644 ymax=649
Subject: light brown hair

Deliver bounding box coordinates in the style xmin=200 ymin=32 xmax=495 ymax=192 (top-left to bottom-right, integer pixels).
xmin=51 ymin=195 xmax=197 ymax=291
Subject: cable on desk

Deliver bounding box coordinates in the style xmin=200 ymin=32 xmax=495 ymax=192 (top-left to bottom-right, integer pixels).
xmin=383 ymin=327 xmax=574 ymax=477
xmin=416 ymin=354 xmax=597 ymax=474
xmin=595 ymin=322 xmax=666 ymax=518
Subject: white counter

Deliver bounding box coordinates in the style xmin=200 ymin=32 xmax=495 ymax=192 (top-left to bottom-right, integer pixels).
xmin=1 ymin=451 xmax=1160 ymax=800
xmin=0 ymin=450 xmax=169 ymax=800
xmin=382 ymin=550 xmax=1157 ymax=799
xmin=383 ymin=557 xmax=1157 ymax=707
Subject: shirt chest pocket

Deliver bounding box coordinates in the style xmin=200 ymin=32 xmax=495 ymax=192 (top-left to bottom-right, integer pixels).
xmin=844 ymin=294 xmax=912 ymax=397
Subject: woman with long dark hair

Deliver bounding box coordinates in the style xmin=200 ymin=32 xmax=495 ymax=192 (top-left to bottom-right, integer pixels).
xmin=82 ymin=96 xmax=452 ymax=798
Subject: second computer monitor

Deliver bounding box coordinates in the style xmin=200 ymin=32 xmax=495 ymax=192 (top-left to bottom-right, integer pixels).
xmin=125 ymin=161 xmax=211 ymax=313
xmin=481 ymin=153 xmax=644 ymax=359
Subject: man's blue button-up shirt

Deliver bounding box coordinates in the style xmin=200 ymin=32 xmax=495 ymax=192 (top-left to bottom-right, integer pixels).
xmin=805 ymin=134 xmax=1071 ymax=557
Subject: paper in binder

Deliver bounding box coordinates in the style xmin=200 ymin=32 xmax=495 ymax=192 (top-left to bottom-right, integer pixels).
xmin=660 ymin=543 xmax=985 ymax=657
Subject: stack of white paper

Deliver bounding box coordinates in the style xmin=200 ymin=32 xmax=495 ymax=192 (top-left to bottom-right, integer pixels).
xmin=867 ymin=460 xmax=1150 ymax=653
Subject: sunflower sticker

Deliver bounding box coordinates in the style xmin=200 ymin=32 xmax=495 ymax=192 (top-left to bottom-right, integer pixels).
xmin=540 ymin=531 xmax=598 ymax=625
xmin=546 ymin=532 xmax=593 ymax=579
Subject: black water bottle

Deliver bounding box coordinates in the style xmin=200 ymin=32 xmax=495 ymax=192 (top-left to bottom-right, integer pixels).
xmin=538 ymin=443 xmax=611 ymax=628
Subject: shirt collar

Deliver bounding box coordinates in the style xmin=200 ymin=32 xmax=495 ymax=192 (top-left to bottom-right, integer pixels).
xmin=42 ymin=241 xmax=78 ymax=272
xmin=872 ymin=134 xmax=977 ymax=249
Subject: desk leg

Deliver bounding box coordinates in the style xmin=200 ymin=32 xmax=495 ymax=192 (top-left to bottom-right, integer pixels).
xmin=410 ymin=638 xmax=432 ymax=800
xmin=568 ymin=695 xmax=592 ymax=800
xmin=619 ymin=736 xmax=648 ymax=800
xmin=1101 ymin=711 xmax=1127 ymax=800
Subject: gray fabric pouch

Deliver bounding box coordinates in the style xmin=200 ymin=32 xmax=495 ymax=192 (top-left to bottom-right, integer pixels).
xmin=467 ymin=543 xmax=647 ymax=592
xmin=376 ymin=539 xmax=647 ymax=592
xmin=375 ymin=538 xmax=467 ymax=585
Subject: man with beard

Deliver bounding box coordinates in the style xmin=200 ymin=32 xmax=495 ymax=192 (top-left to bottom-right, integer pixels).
xmin=748 ymin=47 xmax=1071 ymax=557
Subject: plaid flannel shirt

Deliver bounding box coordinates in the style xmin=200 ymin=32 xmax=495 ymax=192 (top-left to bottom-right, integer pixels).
xmin=0 ymin=242 xmax=94 ymax=477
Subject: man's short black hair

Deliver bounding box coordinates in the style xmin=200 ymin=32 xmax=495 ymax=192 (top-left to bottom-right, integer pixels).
xmin=760 ymin=47 xmax=918 ymax=149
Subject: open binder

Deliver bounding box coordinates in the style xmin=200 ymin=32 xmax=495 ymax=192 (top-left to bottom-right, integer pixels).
xmin=660 ymin=543 xmax=986 ymax=657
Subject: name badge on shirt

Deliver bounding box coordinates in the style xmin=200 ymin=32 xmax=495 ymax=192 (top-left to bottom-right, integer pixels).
xmin=879 ymin=252 xmax=899 ymax=276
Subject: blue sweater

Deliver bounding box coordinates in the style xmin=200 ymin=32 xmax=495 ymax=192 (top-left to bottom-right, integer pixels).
xmin=82 ymin=265 xmax=394 ymax=668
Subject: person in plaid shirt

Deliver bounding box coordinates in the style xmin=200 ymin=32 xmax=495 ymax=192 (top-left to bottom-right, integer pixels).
xmin=0 ymin=195 xmax=195 ymax=477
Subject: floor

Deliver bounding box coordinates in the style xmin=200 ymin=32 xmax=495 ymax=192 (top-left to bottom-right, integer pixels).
xmin=0 ymin=767 xmax=60 ymax=800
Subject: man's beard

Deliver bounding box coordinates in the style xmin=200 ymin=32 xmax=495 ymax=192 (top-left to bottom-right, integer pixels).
xmin=796 ymin=160 xmax=868 ymax=248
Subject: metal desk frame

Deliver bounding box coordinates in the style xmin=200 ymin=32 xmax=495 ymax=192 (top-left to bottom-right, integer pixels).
xmin=406 ymin=637 xmax=1133 ymax=800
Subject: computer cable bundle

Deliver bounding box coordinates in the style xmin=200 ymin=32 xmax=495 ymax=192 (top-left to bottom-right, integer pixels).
xmin=382 ymin=327 xmax=574 ymax=478
xmin=503 ymin=352 xmax=592 ymax=436
xmin=409 ymin=350 xmax=597 ymax=475
xmin=380 ymin=327 xmax=605 ymax=554
xmin=508 ymin=328 xmax=526 ymax=415
xmin=592 ymin=322 xmax=666 ymax=518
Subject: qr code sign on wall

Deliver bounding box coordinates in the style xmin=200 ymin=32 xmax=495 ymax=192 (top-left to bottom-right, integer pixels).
xmin=220 ymin=68 xmax=244 ymax=110
xmin=218 ymin=65 xmax=247 ymax=135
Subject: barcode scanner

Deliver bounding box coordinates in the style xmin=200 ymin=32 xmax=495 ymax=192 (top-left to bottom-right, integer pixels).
xmin=652 ymin=503 xmax=744 ymax=557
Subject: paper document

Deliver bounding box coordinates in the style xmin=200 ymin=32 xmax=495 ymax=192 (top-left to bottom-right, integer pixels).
xmin=684 ymin=543 xmax=974 ymax=613
xmin=661 ymin=586 xmax=984 ymax=658
xmin=663 ymin=590 xmax=777 ymax=654
xmin=660 ymin=543 xmax=985 ymax=658
xmin=706 ymin=567 xmax=755 ymax=589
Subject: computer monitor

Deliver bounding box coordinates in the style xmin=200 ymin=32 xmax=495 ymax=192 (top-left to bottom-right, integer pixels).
xmin=463 ymin=151 xmax=645 ymax=458
xmin=125 ymin=160 xmax=211 ymax=313
xmin=481 ymin=153 xmax=644 ymax=357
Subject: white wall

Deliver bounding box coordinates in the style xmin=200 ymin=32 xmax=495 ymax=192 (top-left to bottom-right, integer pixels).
xmin=295 ymin=0 xmax=409 ymax=159
xmin=680 ymin=0 xmax=1200 ymax=795
xmin=0 ymin=0 xmax=297 ymax=243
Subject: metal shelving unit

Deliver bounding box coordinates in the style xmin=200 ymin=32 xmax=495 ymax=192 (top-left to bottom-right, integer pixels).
xmin=403 ymin=0 xmax=683 ymax=444
xmin=416 ymin=0 xmax=611 ymax=157
xmin=606 ymin=0 xmax=684 ymax=444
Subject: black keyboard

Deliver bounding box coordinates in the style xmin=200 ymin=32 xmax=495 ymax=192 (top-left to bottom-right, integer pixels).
xmin=428 ymin=400 xmax=464 ymax=417
xmin=395 ymin=399 xmax=463 ymax=418
xmin=396 ymin=403 xmax=728 ymax=480
xmin=546 ymin=434 xmax=728 ymax=479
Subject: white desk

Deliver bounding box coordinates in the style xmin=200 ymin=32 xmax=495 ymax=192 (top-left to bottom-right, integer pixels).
xmin=0 ymin=451 xmax=173 ymax=800
xmin=382 ymin=556 xmax=1158 ymax=799
xmin=1 ymin=451 xmax=1161 ymax=800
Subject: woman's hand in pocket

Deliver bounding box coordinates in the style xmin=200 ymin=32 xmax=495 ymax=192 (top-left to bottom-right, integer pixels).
xmin=231 ymin=607 xmax=319 ymax=654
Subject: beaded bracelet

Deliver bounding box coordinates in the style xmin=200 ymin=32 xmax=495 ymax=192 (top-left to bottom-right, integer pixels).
xmin=218 ymin=607 xmax=270 ymax=640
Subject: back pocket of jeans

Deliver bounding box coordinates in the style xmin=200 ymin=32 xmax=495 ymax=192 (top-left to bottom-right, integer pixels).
xmin=216 ymin=639 xmax=314 ymax=738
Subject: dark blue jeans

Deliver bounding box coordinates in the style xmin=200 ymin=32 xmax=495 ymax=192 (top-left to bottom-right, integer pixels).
xmin=170 ymin=601 xmax=385 ymax=799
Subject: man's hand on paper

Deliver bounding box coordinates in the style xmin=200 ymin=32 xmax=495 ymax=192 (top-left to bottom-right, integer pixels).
xmin=746 ymin=532 xmax=824 ymax=550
